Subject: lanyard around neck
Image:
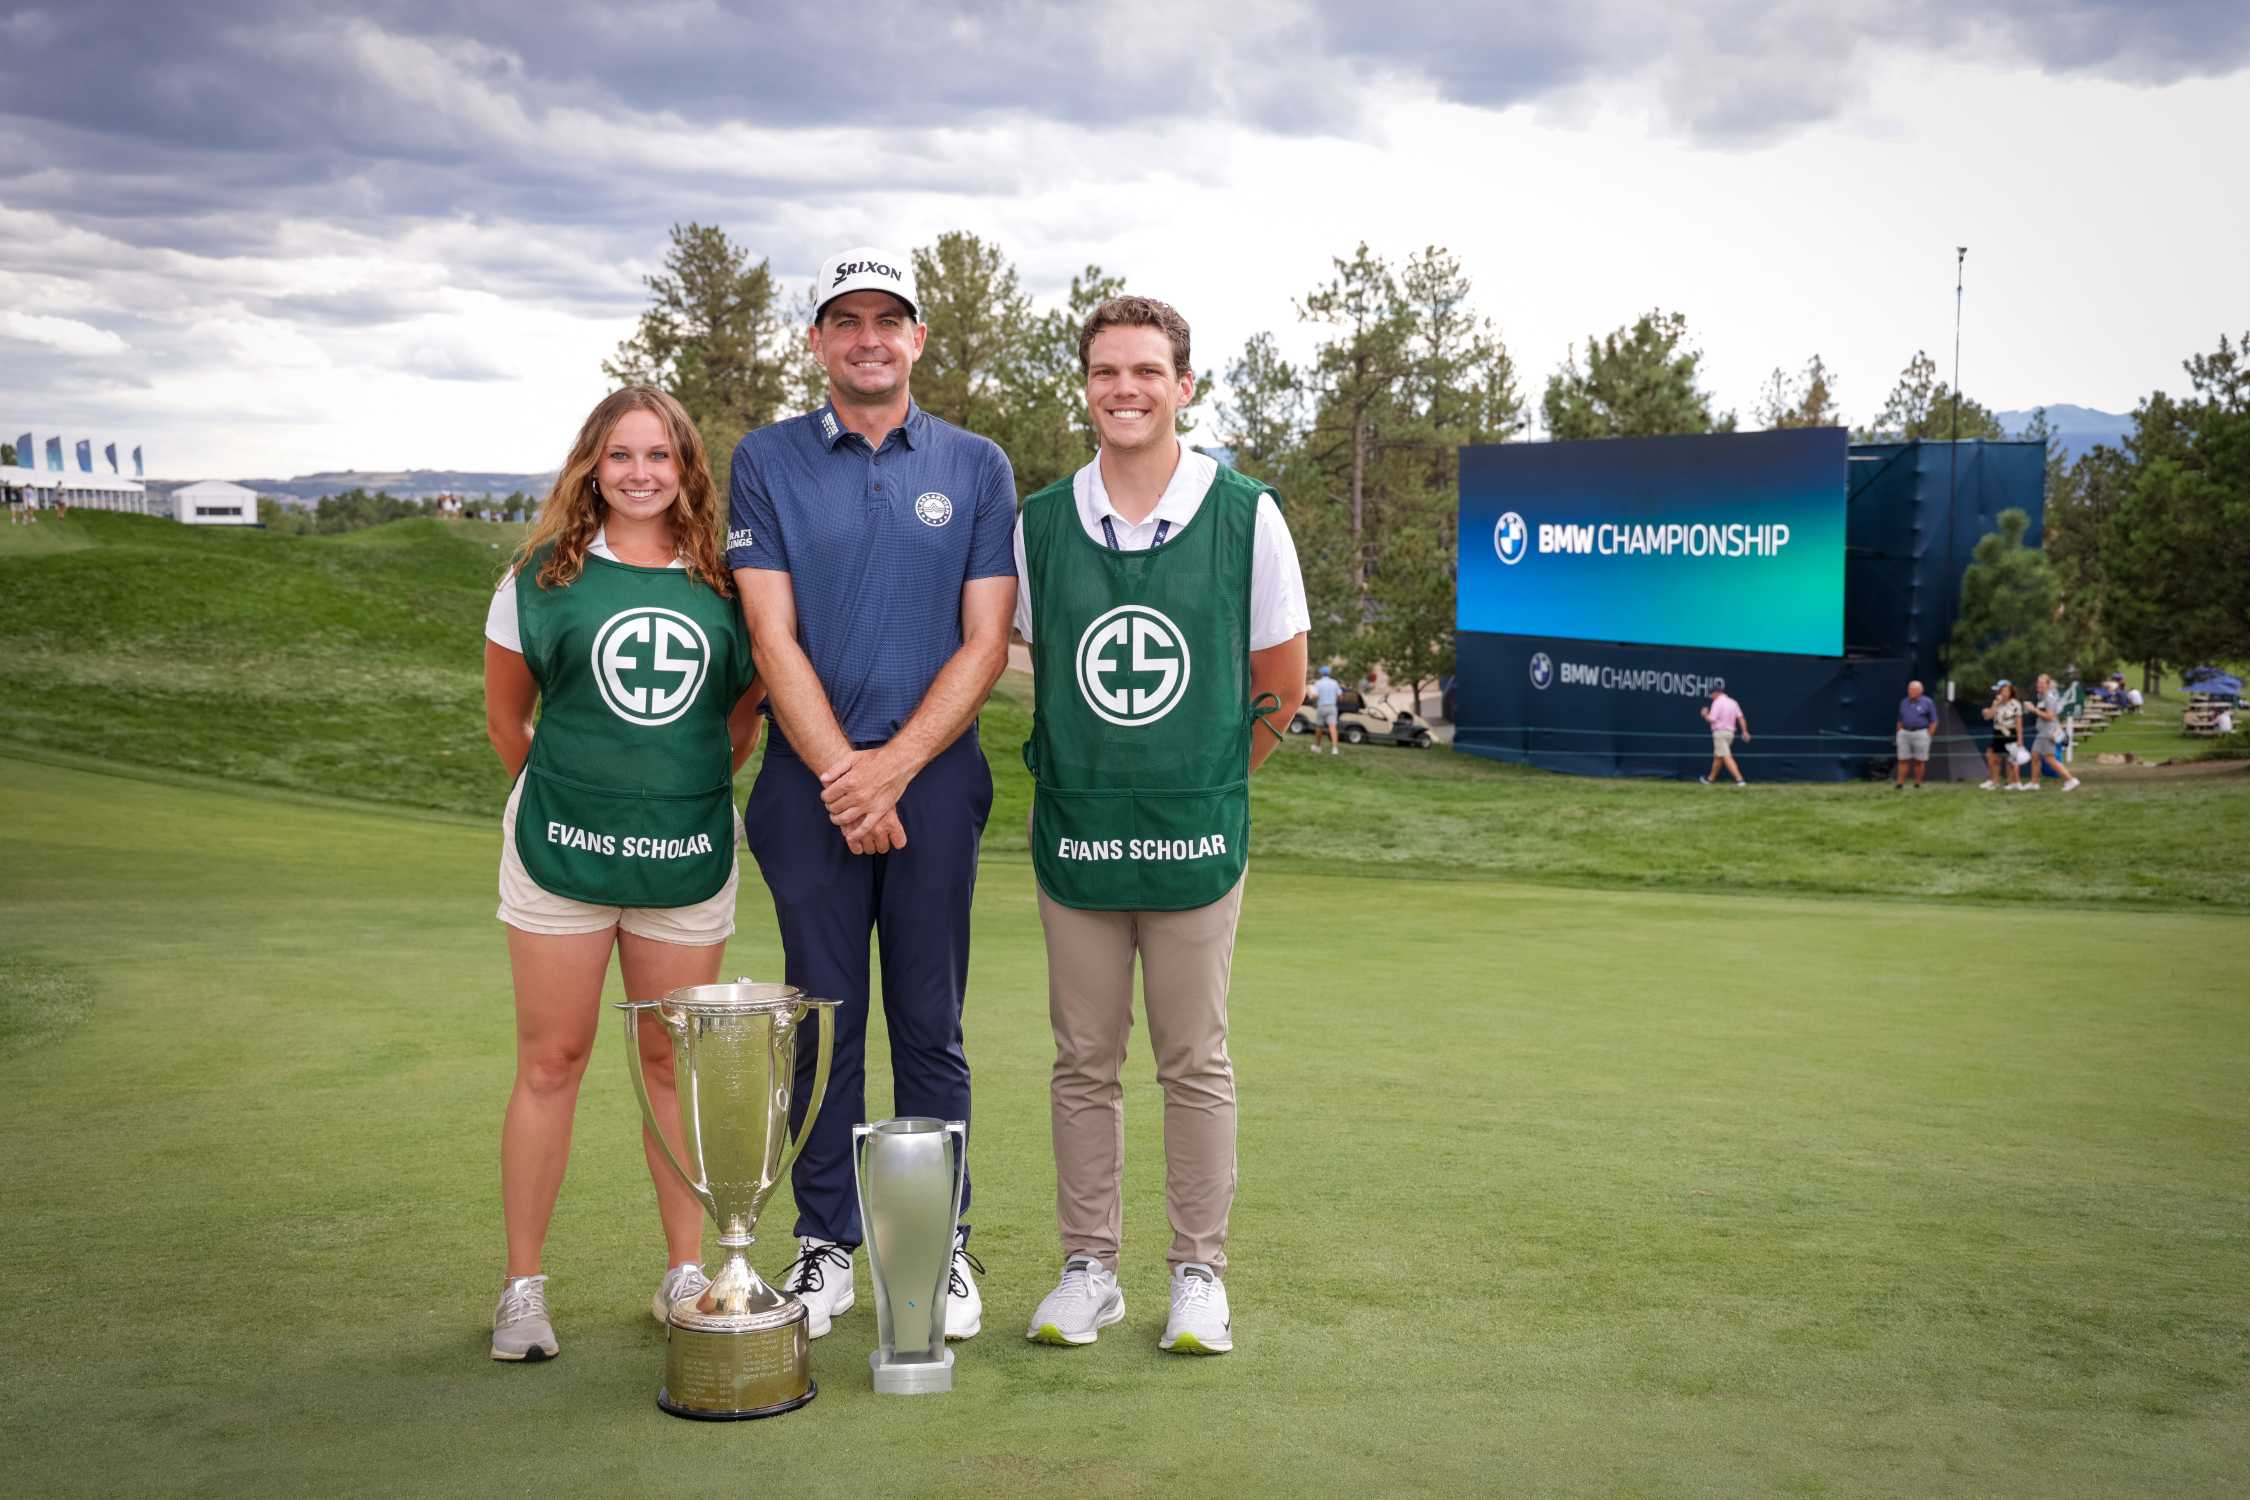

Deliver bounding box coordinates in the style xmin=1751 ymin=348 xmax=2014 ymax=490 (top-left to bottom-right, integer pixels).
xmin=1100 ymin=515 xmax=1169 ymax=551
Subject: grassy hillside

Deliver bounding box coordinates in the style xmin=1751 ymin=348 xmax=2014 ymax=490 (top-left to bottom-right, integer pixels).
xmin=5 ymin=510 xmax=2247 ymax=908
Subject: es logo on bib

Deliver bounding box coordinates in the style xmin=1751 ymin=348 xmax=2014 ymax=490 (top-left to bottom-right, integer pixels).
xmin=590 ymin=607 xmax=710 ymax=727
xmin=1075 ymin=604 xmax=1191 ymax=727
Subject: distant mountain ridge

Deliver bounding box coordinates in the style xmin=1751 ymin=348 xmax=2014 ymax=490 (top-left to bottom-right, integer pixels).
xmin=1996 ymin=405 xmax=2133 ymax=463
xmin=230 ymin=469 xmax=557 ymax=505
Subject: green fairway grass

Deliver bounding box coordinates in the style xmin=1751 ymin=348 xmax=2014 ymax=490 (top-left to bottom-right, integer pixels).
xmin=4 ymin=759 xmax=2246 ymax=1498
xmin=6 ymin=511 xmax=2248 ymax=910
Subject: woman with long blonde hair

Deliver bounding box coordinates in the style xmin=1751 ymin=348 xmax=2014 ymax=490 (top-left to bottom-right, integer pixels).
xmin=482 ymin=385 xmax=763 ymax=1360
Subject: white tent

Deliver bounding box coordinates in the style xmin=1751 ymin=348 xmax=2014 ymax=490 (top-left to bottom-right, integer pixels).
xmin=1 ymin=466 xmax=150 ymax=514
xmin=173 ymin=479 xmax=258 ymax=525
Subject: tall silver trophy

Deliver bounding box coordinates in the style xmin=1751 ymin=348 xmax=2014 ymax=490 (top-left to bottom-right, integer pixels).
xmin=852 ymin=1117 xmax=968 ymax=1394
xmin=618 ymin=981 xmax=839 ymax=1420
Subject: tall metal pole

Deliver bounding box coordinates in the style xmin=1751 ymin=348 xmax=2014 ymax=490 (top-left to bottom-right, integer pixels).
xmin=1945 ymin=245 xmax=1966 ymax=676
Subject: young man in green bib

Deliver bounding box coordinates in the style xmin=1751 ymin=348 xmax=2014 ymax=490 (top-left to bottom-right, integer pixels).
xmin=1013 ymin=298 xmax=1310 ymax=1354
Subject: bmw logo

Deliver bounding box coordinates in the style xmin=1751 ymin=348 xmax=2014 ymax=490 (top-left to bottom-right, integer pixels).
xmin=1528 ymin=652 xmax=1553 ymax=690
xmin=1494 ymin=510 xmax=1528 ymax=565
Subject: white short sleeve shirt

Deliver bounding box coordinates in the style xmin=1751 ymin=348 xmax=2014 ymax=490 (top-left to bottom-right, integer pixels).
xmin=1011 ymin=447 xmax=1311 ymax=651
xmin=483 ymin=527 xmax=685 ymax=653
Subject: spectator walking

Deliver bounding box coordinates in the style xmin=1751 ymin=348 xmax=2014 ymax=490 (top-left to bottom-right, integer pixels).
xmin=1311 ymin=667 xmax=1342 ymax=756
xmin=1894 ymin=679 xmax=1938 ymax=789
xmin=2025 ymin=673 xmax=2079 ymax=791
xmin=1979 ymin=681 xmax=2024 ymax=790
xmin=1698 ymin=687 xmax=1748 ymax=786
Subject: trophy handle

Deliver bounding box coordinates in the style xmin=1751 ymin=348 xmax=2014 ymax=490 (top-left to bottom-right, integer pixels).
xmin=945 ymin=1119 xmax=968 ymax=1230
xmin=617 ymin=998 xmax=713 ymax=1216
xmin=787 ymin=1000 xmax=841 ymax=1165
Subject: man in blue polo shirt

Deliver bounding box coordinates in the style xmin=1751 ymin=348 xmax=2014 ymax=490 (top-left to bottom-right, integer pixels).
xmin=1895 ymin=679 xmax=1938 ymax=789
xmin=728 ymin=245 xmax=1017 ymax=1343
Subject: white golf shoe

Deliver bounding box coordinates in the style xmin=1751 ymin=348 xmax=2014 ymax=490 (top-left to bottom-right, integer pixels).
xmin=1027 ymin=1255 xmax=1125 ymax=1346
xmin=780 ymin=1237 xmax=855 ymax=1338
xmin=491 ymin=1274 xmax=558 ymax=1361
xmin=651 ymin=1261 xmax=710 ymax=1323
xmin=946 ymin=1227 xmax=984 ymax=1340
xmin=1158 ymin=1263 xmax=1232 ymax=1355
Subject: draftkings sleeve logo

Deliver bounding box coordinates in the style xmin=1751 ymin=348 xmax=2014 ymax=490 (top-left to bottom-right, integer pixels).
xmin=727 ymin=527 xmax=755 ymax=551
xmin=1075 ymin=605 xmax=1191 ymax=727
xmin=914 ymin=492 xmax=954 ymax=527
xmin=591 ymin=607 xmax=711 ymax=727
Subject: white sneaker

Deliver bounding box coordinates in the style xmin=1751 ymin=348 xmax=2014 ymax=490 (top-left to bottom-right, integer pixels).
xmin=2022 ymin=783 xmax=2041 ymax=793
xmin=945 ymin=1226 xmax=983 ymax=1341
xmin=1979 ymin=780 xmax=1997 ymax=790
xmin=779 ymin=1237 xmax=854 ymax=1338
xmin=652 ymin=1261 xmax=710 ymax=1324
xmin=492 ymin=1274 xmax=558 ymax=1361
xmin=1027 ymin=1255 xmax=1125 ymax=1346
xmin=2063 ymin=777 xmax=2081 ymax=791
xmin=2004 ymin=783 xmax=2023 ymax=792
xmin=1159 ymin=1263 xmax=1232 ymax=1355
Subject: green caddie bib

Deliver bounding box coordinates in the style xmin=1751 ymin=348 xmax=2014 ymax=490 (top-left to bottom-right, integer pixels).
xmin=1021 ymin=464 xmax=1265 ymax=912
xmin=511 ymin=546 xmax=753 ymax=908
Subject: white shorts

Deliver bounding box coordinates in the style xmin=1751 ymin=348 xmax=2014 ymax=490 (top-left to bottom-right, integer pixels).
xmin=496 ymin=778 xmax=739 ymax=946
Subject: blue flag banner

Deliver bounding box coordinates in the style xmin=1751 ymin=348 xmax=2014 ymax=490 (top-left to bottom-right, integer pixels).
xmin=105 ymin=441 xmax=118 ymax=473
xmin=46 ymin=436 xmax=63 ymax=471
xmin=13 ymin=433 xmax=28 ymax=469
xmin=133 ymin=445 xmax=143 ymax=477
xmin=75 ymin=439 xmax=92 ymax=472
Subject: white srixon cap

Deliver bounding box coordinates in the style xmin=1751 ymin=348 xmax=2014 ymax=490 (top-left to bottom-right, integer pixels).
xmin=814 ymin=246 xmax=918 ymax=322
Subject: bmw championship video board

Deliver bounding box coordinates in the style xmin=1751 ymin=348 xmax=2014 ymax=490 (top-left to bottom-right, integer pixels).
xmin=1457 ymin=427 xmax=1847 ymax=657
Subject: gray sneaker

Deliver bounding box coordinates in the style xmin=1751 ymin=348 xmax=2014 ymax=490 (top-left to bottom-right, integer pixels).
xmin=1027 ymin=1255 xmax=1125 ymax=1346
xmin=652 ymin=1261 xmax=711 ymax=1324
xmin=492 ymin=1274 xmax=558 ymax=1361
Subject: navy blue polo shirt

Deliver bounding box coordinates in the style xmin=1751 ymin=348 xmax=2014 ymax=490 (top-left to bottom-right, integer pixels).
xmin=1898 ymin=695 xmax=1939 ymax=730
xmin=728 ymin=401 xmax=1016 ymax=744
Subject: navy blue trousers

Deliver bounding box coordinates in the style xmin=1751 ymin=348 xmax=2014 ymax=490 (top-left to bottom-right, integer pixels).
xmin=746 ymin=729 xmax=991 ymax=1246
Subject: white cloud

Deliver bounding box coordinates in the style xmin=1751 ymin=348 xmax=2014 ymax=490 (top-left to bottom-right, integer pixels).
xmin=0 ymin=310 xmax=127 ymax=356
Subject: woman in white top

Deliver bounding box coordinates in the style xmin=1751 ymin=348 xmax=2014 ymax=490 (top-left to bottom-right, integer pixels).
xmin=482 ymin=386 xmax=764 ymax=1361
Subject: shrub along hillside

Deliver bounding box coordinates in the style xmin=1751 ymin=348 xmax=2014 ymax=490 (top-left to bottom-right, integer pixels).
xmin=4 ymin=510 xmax=2247 ymax=908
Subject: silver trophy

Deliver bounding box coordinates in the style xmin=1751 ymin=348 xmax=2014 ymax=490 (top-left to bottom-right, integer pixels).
xmin=618 ymin=980 xmax=839 ymax=1420
xmin=852 ymin=1117 xmax=967 ymax=1394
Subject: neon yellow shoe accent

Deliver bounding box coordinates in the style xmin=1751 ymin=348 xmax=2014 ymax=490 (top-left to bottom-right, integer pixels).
xmin=1164 ymin=1330 xmax=1228 ymax=1355
xmin=1030 ymin=1323 xmax=1078 ymax=1347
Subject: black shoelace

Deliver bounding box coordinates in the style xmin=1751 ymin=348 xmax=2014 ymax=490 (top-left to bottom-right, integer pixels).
xmin=784 ymin=1242 xmax=851 ymax=1295
xmin=948 ymin=1247 xmax=986 ymax=1299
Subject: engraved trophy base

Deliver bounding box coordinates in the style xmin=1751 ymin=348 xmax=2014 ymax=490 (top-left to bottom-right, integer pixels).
xmin=869 ymin=1347 xmax=955 ymax=1396
xmin=657 ymin=1303 xmax=815 ymax=1421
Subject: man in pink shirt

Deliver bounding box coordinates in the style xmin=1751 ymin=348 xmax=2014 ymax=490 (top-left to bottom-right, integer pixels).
xmin=1699 ymin=688 xmax=1749 ymax=787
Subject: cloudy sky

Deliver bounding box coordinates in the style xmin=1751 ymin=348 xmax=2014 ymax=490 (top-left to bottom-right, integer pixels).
xmin=5 ymin=1 xmax=2247 ymax=480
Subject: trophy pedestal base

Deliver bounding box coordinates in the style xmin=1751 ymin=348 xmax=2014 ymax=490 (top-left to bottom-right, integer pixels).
xmin=870 ymin=1347 xmax=955 ymax=1395
xmin=657 ymin=1310 xmax=814 ymax=1420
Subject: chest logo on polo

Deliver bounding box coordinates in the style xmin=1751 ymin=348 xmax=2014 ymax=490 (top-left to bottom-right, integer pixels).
xmin=590 ymin=607 xmax=710 ymax=728
xmin=914 ymin=492 xmax=953 ymax=527
xmin=1075 ymin=604 xmax=1192 ymax=727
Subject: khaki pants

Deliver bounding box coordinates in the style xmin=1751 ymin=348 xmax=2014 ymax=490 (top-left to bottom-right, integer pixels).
xmin=1037 ymin=875 xmax=1245 ymax=1274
